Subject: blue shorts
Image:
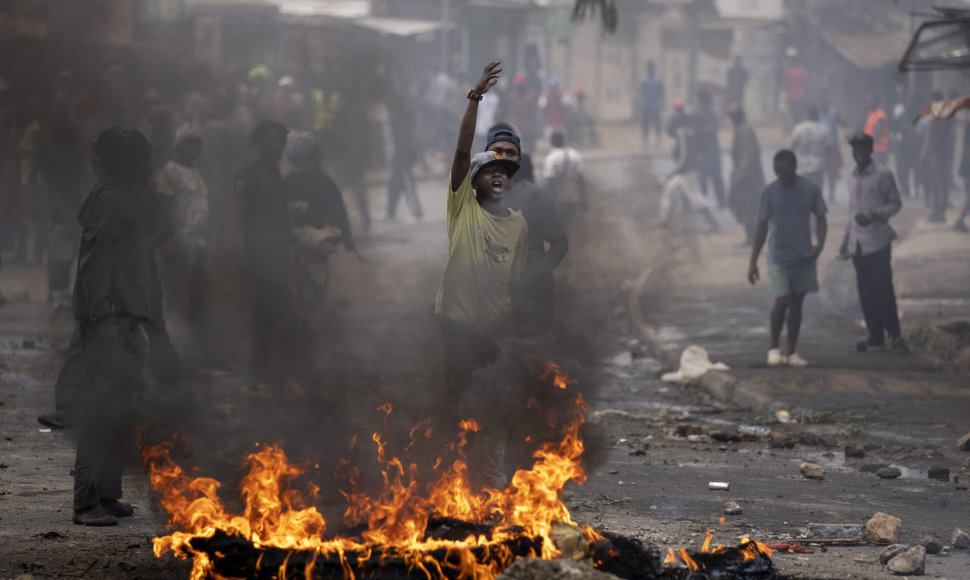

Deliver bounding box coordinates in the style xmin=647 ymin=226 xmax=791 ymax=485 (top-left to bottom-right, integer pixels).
xmin=768 ymin=260 xmax=818 ymax=298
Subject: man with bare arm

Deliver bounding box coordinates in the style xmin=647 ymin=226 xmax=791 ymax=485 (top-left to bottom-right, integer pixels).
xmin=433 ymin=61 xmax=528 ymax=488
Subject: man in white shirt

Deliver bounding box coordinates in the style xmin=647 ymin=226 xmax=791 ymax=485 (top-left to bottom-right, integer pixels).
xmin=542 ymin=130 xmax=587 ymax=219
xmin=791 ymin=107 xmax=831 ymax=191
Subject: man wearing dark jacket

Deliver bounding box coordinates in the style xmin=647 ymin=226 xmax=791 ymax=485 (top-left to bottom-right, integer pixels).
xmin=71 ymin=127 xmax=156 ymax=526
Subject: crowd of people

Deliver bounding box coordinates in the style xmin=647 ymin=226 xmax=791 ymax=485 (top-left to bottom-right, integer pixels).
xmin=0 ymin=54 xmax=594 ymax=524
xmin=641 ymin=56 xmax=925 ymax=370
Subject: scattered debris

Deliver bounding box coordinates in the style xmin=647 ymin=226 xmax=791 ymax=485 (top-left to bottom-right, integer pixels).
xmin=800 ymin=463 xmax=825 ymax=480
xmin=917 ymin=534 xmax=943 ymax=554
xmin=804 ymin=524 xmax=863 ymax=540
xmin=927 ymin=465 xmax=950 ymax=482
xmin=775 ymin=410 xmax=793 ymax=424
xmin=875 ymin=467 xmax=902 ymax=479
xmin=844 ymin=443 xmax=866 ymax=458
xmin=886 ymin=545 xmax=925 ymax=575
xmin=952 ymin=528 xmax=969 ymax=549
xmin=660 ymin=345 xmax=729 ymax=384
xmin=878 ymin=544 xmax=906 ymax=564
xmin=765 ymin=542 xmax=814 ymax=554
xmin=738 ymin=425 xmax=771 ymax=437
xmin=722 ymin=501 xmax=742 ymax=515
xmin=864 ymin=512 xmax=902 ymax=544
xmin=708 ymin=482 xmax=730 ymax=491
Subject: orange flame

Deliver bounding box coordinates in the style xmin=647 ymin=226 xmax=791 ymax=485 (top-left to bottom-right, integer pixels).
xmin=701 ymin=529 xmax=724 ymax=554
xmin=143 ymin=362 xmax=591 ymax=580
xmin=663 ymin=547 xmax=698 ymax=571
xmin=540 ymin=361 xmax=577 ymax=390
xmin=739 ymin=537 xmax=773 ymax=560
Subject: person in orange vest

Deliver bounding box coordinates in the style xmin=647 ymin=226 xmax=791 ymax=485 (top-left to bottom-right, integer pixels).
xmin=863 ymin=94 xmax=890 ymax=166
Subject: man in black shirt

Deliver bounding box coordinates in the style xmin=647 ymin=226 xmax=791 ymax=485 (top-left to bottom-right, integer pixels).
xmin=71 ymin=126 xmax=155 ymax=526
xmin=234 ymin=120 xmax=290 ymax=384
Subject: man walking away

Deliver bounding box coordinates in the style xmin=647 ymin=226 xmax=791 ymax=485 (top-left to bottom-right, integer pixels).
xmin=839 ymin=132 xmax=907 ymax=353
xmin=748 ymin=149 xmax=827 ymax=368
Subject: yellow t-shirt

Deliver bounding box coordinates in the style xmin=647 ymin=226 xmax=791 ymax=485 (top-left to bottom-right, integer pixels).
xmin=434 ymin=170 xmax=528 ymax=344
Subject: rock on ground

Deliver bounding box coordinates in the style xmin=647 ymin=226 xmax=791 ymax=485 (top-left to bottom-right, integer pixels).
xmin=886 ymin=545 xmax=926 ymax=575
xmin=927 ymin=465 xmax=950 ymax=481
xmin=800 ymin=462 xmax=825 ymax=480
xmin=722 ymin=500 xmax=742 ymax=515
xmin=844 ymin=443 xmax=866 ymax=458
xmin=497 ymin=558 xmax=620 ymax=580
xmin=864 ymin=513 xmax=902 ymax=544
xmin=876 ymin=466 xmax=902 ymax=479
xmin=917 ymin=534 xmax=943 ymax=554
xmin=952 ymin=528 xmax=970 ymax=549
xmin=878 ymin=544 xmax=906 ymax=564
xmin=958 ymin=432 xmax=970 ymax=451
xmin=805 ymin=523 xmax=863 ymax=540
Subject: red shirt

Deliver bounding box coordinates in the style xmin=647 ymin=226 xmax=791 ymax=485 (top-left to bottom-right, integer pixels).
xmin=786 ymin=66 xmax=808 ymax=101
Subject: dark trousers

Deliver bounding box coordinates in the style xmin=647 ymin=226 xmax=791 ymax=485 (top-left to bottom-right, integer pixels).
xmin=73 ymin=317 xmax=148 ymax=510
xmin=54 ymin=313 xmax=184 ymax=418
xmin=852 ymin=245 xmax=902 ymax=343
xmin=698 ymin=158 xmax=726 ymax=208
xmin=249 ymin=269 xmax=290 ymax=382
xmin=512 ymin=272 xmax=555 ymax=335
xmin=385 ymin=160 xmax=423 ymax=219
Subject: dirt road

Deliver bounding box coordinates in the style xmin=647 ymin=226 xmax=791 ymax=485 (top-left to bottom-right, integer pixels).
xmin=1 ymin=144 xmax=968 ymax=580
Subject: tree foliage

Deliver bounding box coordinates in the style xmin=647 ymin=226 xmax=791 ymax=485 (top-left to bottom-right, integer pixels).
xmin=572 ymin=0 xmax=617 ymax=34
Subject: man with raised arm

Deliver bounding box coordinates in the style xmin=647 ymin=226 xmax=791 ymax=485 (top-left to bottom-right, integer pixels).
xmin=434 ymin=61 xmax=528 ymax=400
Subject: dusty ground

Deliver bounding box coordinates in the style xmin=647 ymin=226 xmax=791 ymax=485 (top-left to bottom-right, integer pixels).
xmin=1 ymin=142 xmax=969 ymax=580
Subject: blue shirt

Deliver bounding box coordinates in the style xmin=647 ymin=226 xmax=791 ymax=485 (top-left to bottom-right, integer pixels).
xmin=758 ymin=177 xmax=827 ymax=266
xmin=641 ymin=76 xmax=664 ymax=110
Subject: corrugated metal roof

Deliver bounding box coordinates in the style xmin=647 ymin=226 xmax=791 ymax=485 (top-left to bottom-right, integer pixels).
xmin=821 ymin=28 xmax=912 ymax=69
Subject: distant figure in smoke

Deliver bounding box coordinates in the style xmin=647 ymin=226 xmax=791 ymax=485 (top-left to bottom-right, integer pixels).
xmin=727 ymin=105 xmax=764 ymax=245
xmin=283 ymin=133 xmax=355 ymax=310
xmin=748 ymin=149 xmax=827 ymax=368
xmin=693 ymin=90 xmax=726 ymax=209
xmin=725 ymin=56 xmax=748 ymax=108
xmin=434 ymin=62 xmax=527 ymax=487
xmin=840 ymin=132 xmax=907 ymax=354
xmin=539 ymin=78 xmax=569 ymax=150
xmin=639 ymin=60 xmax=665 ymax=149
xmin=542 ymin=130 xmax=587 ymax=220
xmin=665 ymin=98 xmax=690 ymax=162
xmin=785 ymin=57 xmax=808 ymax=133
xmin=818 ymin=94 xmax=843 ymax=202
xmin=955 ymin=124 xmax=970 ymax=232
xmin=507 ymin=73 xmax=540 ymax=155
xmin=155 ymin=127 xmax=208 ymax=321
xmin=70 ymin=126 xmax=157 ymax=526
xmin=485 ymin=123 xmax=568 ymax=334
xmin=384 ymin=89 xmax=424 ymax=222
xmin=235 ymin=119 xmax=291 ymax=385
xmin=863 ymin=94 xmax=890 ymax=167
xmin=657 ymin=108 xmax=719 ymax=233
xmin=790 ymin=106 xmax=830 ymax=191
xmin=919 ymin=91 xmax=950 ymax=223
xmin=34 ymin=115 xmax=85 ymax=311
